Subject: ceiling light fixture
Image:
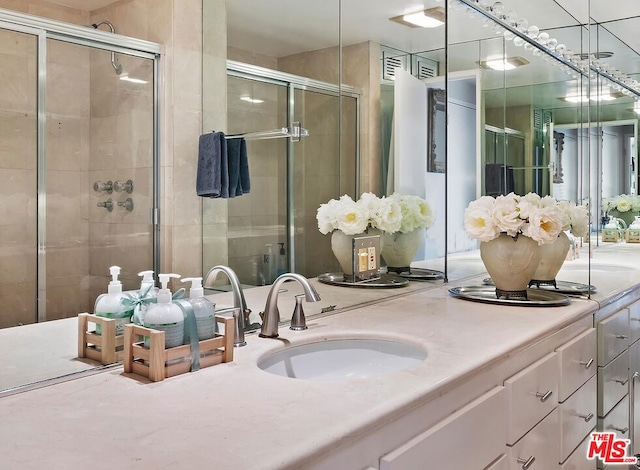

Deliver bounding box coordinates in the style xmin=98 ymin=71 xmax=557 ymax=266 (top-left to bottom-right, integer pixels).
xmin=240 ymin=96 xmax=264 ymax=104
xmin=390 ymin=7 xmax=445 ymax=28
xmin=560 ymin=91 xmax=622 ymax=103
xmin=478 ymin=56 xmax=529 ymax=71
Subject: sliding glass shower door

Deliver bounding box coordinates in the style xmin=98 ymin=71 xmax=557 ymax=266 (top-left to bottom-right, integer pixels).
xmin=0 ymin=16 xmax=159 ymax=329
xmin=0 ymin=25 xmax=38 ymax=328
xmin=220 ymin=67 xmax=358 ymax=285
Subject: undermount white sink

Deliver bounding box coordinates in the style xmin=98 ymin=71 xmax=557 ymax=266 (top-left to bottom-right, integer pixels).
xmin=257 ymin=338 xmax=427 ymax=381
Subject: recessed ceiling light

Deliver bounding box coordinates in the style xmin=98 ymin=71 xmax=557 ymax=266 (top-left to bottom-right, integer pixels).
xmin=240 ymin=96 xmax=264 ymax=104
xmin=478 ymin=56 xmax=529 ymax=71
xmin=390 ymin=7 xmax=445 ymax=29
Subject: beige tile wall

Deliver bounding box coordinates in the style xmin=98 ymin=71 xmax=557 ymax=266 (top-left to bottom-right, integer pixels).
xmin=0 ymin=0 xmax=208 ymax=326
xmin=0 ymin=27 xmax=38 ymax=327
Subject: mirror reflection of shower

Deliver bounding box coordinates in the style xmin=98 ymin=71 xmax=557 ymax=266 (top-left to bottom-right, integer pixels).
xmin=91 ymin=20 xmax=123 ymax=75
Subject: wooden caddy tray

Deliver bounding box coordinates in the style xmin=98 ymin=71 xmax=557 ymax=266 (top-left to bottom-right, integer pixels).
xmin=123 ymin=315 xmax=235 ymax=382
xmin=78 ymin=313 xmax=125 ymax=365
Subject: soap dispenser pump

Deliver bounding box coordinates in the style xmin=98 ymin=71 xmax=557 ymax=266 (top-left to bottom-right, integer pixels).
xmin=94 ymin=265 xmax=134 ymax=335
xmin=143 ymin=273 xmax=184 ymax=348
xmin=131 ymin=270 xmax=157 ymax=325
xmin=182 ymin=277 xmax=216 ymax=340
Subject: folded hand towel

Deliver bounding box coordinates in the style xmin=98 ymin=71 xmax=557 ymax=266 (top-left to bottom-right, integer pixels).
xmin=197 ymin=132 xmax=229 ymax=198
xmin=226 ymin=137 xmax=250 ymax=197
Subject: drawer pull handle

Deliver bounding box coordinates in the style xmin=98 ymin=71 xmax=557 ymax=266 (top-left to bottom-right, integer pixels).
xmin=634 ymin=372 xmax=640 ymax=380
xmin=579 ymin=358 xmax=594 ymax=369
xmin=577 ymin=412 xmax=594 ymax=422
xmin=615 ymin=334 xmax=628 ymax=340
xmin=517 ymin=456 xmax=535 ymax=469
xmin=614 ymin=378 xmax=629 ymax=386
xmin=535 ymin=390 xmax=553 ymax=402
xmin=609 ymin=425 xmax=629 ymax=434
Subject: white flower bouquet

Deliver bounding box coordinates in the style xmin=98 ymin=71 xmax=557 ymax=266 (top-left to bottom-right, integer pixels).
xmin=557 ymin=200 xmax=589 ymax=238
xmin=464 ymin=192 xmax=564 ymax=245
xmin=602 ymin=194 xmax=640 ymax=213
xmin=388 ymin=193 xmax=435 ymax=233
xmin=316 ymin=193 xmax=403 ymax=235
xmin=316 ymin=192 xmax=434 ymax=236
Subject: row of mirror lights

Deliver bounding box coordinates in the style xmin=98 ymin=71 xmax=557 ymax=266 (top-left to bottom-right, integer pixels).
xmin=93 ymin=179 xmax=134 ymax=194
xmin=94 ymin=179 xmax=135 ymax=212
xmin=455 ymin=0 xmax=640 ymax=98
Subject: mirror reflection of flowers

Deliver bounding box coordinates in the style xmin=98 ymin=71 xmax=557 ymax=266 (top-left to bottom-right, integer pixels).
xmin=464 ymin=192 xmax=571 ymax=244
xmin=316 ymin=192 xmax=434 ymax=235
xmin=602 ymin=194 xmax=640 ymax=213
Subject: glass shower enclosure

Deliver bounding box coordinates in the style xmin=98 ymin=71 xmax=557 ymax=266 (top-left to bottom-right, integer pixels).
xmin=0 ymin=10 xmax=160 ymax=329
xmin=203 ymin=62 xmax=358 ymax=286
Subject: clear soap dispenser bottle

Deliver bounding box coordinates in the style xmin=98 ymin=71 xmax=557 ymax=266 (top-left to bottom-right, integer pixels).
xmin=94 ymin=265 xmax=134 ymax=335
xmin=143 ymin=273 xmax=184 ymax=348
xmin=182 ymin=277 xmax=216 ymax=340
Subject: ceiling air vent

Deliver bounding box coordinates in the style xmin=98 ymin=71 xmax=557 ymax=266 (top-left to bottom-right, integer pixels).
xmin=416 ymin=58 xmax=438 ymax=79
xmin=382 ymin=54 xmax=406 ymax=81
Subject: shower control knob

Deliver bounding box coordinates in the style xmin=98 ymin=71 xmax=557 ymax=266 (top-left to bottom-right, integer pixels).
xmin=114 ymin=179 xmax=134 ymax=193
xmin=117 ymin=197 xmax=134 ymax=212
xmin=97 ymin=198 xmax=114 ymax=212
xmin=93 ymin=180 xmax=113 ymax=193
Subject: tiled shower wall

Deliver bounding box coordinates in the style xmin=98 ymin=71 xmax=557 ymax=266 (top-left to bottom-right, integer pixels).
xmin=0 ymin=0 xmax=208 ymax=327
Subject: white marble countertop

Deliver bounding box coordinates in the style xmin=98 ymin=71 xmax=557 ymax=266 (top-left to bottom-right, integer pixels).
xmin=1 ymin=243 xmax=639 ymax=469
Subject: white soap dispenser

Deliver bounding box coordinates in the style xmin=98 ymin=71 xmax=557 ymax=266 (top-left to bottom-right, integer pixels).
xmin=182 ymin=277 xmax=216 ymax=340
xmin=94 ymin=266 xmax=134 ymax=335
xmin=131 ymin=270 xmax=157 ymax=325
xmin=143 ymin=273 xmax=184 ymax=348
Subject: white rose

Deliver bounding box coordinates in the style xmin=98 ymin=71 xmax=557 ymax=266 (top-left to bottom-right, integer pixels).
xmin=569 ymin=204 xmax=589 ymax=237
xmin=335 ymin=196 xmax=368 ymax=235
xmin=523 ymin=205 xmax=564 ymax=244
xmin=494 ymin=193 xmax=523 ymax=237
xmin=464 ymin=196 xmax=498 ymax=242
xmin=372 ymin=196 xmax=402 ymax=233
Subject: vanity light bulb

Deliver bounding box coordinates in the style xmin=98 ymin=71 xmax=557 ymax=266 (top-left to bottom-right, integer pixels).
xmin=490 ymin=1 xmax=504 ymax=16
xmin=524 ymin=43 xmax=534 ymax=51
xmin=503 ymin=30 xmax=515 ymax=41
xmin=532 ymin=48 xmax=542 ymax=57
xmin=555 ymin=43 xmax=567 ymax=55
xmin=546 ymin=38 xmax=558 ymax=50
xmin=513 ymin=37 xmax=525 ymax=47
xmin=505 ymin=11 xmax=517 ymax=26
xmin=526 ymin=25 xmax=539 ymax=39
xmin=516 ymin=18 xmax=528 ymax=32
xmin=537 ymin=32 xmax=549 ymax=45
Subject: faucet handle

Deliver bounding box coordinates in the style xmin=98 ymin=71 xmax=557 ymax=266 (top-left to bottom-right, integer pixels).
xmin=290 ymin=294 xmax=308 ymax=331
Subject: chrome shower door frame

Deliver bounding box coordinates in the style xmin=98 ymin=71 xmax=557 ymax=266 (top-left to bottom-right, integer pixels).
xmin=0 ymin=8 xmax=162 ymax=322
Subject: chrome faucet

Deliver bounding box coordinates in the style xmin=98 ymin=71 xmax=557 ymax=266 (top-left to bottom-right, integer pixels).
xmin=204 ymin=265 xmax=252 ymax=347
xmin=259 ymin=273 xmax=321 ymax=338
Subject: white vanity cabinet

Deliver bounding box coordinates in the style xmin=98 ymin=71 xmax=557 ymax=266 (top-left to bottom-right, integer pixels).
xmin=504 ymin=327 xmax=597 ymax=469
xmin=379 ymin=386 xmax=507 ymax=470
xmin=594 ymin=300 xmax=640 ymax=469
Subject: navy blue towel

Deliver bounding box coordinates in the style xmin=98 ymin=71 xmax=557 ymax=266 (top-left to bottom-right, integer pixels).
xmin=197 ymin=132 xmax=229 ymax=198
xmin=226 ymin=137 xmax=250 ymax=197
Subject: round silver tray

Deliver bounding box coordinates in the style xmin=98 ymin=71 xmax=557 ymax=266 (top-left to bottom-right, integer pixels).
xmin=318 ymin=272 xmax=409 ymax=288
xmin=449 ymin=286 xmax=570 ymax=306
xmin=483 ymin=278 xmax=595 ymax=295
xmin=384 ymin=267 xmax=445 ymax=281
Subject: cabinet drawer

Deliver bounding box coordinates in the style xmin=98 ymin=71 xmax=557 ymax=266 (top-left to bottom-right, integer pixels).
xmin=597 ymin=395 xmax=630 ymax=469
xmin=505 ymin=352 xmax=558 ymax=445
xmin=598 ymin=309 xmax=629 ymax=366
xmin=557 ymin=328 xmax=597 ymax=402
xmin=560 ymin=433 xmax=597 ymax=470
xmin=630 ymin=335 xmax=640 ymax=378
xmin=508 ymin=407 xmax=560 ymax=470
xmin=559 ymin=375 xmax=597 ymax=462
xmin=597 ymin=350 xmax=629 ymax=417
xmin=632 ymin=341 xmax=640 ymax=454
xmin=379 ymin=386 xmax=506 ymax=470
xmin=629 ymin=300 xmax=640 ymax=345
